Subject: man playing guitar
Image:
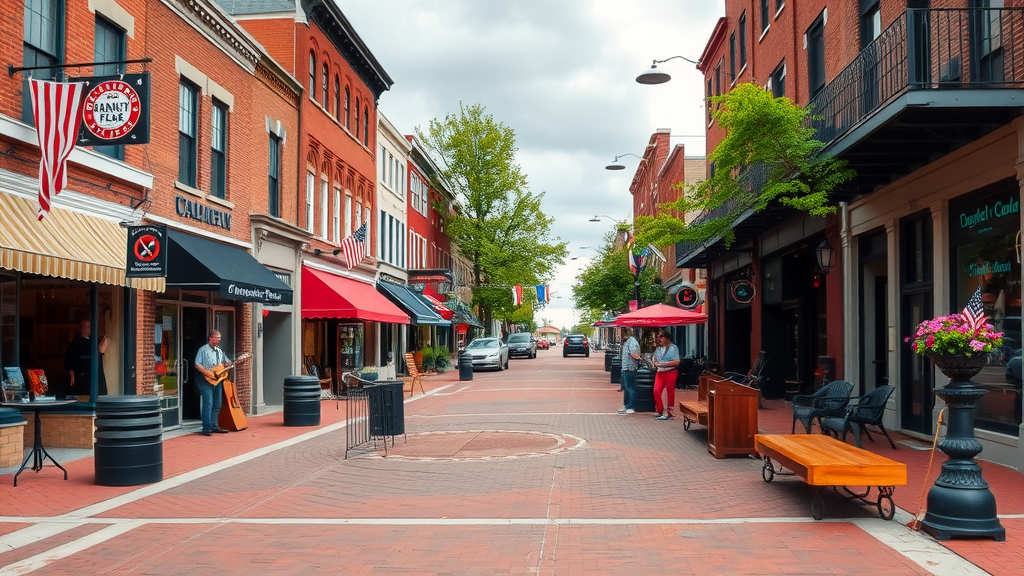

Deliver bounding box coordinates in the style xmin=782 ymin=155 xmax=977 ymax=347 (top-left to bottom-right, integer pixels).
xmin=194 ymin=330 xmax=232 ymax=436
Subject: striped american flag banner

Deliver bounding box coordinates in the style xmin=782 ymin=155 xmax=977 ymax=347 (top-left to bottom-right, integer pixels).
xmin=963 ymin=284 xmax=986 ymax=332
xmin=339 ymin=223 xmax=367 ymax=271
xmin=30 ymin=78 xmax=86 ymax=221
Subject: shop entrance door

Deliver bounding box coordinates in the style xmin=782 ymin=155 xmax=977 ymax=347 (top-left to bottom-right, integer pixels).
xmin=156 ymin=306 xmax=181 ymax=428
xmin=860 ymin=260 xmax=889 ymax=396
xmin=181 ymin=306 xmax=208 ymax=423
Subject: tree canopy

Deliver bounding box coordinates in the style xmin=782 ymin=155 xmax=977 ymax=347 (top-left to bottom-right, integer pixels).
xmin=418 ymin=103 xmax=568 ymax=332
xmin=634 ymin=83 xmax=855 ymax=249
xmin=571 ymin=233 xmax=664 ymax=318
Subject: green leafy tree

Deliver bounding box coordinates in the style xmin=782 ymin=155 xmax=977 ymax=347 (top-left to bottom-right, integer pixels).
xmin=418 ymin=103 xmax=568 ymax=332
xmin=635 ymin=83 xmax=856 ymax=249
xmin=571 ymin=235 xmax=663 ymax=315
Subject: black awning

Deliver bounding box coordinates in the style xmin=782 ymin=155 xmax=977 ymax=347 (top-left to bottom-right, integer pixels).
xmin=166 ymin=230 xmax=292 ymax=305
xmin=447 ymin=298 xmax=484 ymax=328
xmin=377 ymin=281 xmax=447 ymax=325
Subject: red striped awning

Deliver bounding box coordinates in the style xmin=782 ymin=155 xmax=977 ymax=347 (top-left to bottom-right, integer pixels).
xmin=421 ymin=293 xmax=455 ymax=320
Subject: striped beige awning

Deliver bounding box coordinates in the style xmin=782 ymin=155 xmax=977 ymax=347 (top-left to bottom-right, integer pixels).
xmin=0 ymin=192 xmax=165 ymax=291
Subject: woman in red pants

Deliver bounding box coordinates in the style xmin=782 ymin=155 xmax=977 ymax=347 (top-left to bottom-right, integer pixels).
xmin=652 ymin=330 xmax=680 ymax=420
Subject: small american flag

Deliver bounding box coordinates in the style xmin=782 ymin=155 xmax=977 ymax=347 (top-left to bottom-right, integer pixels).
xmin=339 ymin=223 xmax=367 ymax=271
xmin=30 ymin=79 xmax=86 ymax=220
xmin=963 ymin=285 xmax=986 ymax=332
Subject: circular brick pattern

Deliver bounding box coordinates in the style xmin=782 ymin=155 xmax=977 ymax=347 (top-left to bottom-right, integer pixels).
xmin=381 ymin=430 xmax=587 ymax=461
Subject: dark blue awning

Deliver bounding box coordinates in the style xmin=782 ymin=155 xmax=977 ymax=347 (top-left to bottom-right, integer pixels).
xmin=377 ymin=281 xmax=448 ymax=326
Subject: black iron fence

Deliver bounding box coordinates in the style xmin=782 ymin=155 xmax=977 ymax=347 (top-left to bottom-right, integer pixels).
xmin=809 ymin=7 xmax=1024 ymax=147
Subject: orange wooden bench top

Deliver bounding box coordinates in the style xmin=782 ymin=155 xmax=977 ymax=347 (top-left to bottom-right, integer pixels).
xmin=679 ymin=399 xmax=708 ymax=414
xmin=754 ymin=434 xmax=907 ymax=487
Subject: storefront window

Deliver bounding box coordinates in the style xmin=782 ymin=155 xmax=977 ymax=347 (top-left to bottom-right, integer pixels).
xmin=0 ymin=272 xmax=16 ymax=371
xmin=338 ymin=324 xmax=364 ymax=372
xmin=949 ymin=182 xmax=1022 ymax=435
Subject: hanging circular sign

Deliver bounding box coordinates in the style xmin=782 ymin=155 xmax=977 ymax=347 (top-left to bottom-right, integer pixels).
xmin=676 ymin=283 xmax=702 ymax=309
xmin=133 ymin=235 xmax=161 ymax=262
xmin=730 ymin=280 xmax=755 ymax=304
xmin=82 ymin=80 xmax=142 ymax=141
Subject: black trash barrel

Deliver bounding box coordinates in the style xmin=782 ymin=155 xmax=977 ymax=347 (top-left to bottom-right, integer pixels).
xmin=367 ymin=381 xmax=405 ymax=436
xmin=459 ymin=351 xmax=474 ymax=381
xmin=634 ymin=367 xmax=657 ymax=412
xmin=610 ymin=355 xmax=622 ymax=384
xmin=604 ymin=350 xmax=615 ymax=372
xmin=94 ymin=396 xmax=163 ymax=486
xmin=283 ymin=375 xmax=321 ymax=426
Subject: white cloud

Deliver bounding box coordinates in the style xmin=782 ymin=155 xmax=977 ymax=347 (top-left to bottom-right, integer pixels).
xmin=336 ymin=0 xmax=723 ymax=324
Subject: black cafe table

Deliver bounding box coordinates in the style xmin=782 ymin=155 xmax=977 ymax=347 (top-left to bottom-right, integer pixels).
xmin=2 ymin=399 xmax=78 ymax=486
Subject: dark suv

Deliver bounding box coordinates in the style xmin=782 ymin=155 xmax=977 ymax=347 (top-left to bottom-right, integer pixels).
xmin=563 ymin=334 xmax=590 ymax=357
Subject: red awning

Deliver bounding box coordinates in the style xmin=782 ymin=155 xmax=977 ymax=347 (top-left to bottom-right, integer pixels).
xmin=421 ymin=293 xmax=455 ymax=320
xmin=611 ymin=303 xmax=707 ymax=327
xmin=302 ymin=267 xmax=410 ymax=323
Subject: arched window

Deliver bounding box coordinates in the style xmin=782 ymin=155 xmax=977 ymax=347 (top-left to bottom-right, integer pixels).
xmin=354 ymin=98 xmax=360 ymax=139
xmin=344 ymin=86 xmax=350 ymax=129
xmin=308 ymin=52 xmax=316 ymax=101
xmin=333 ymin=75 xmax=340 ymax=118
xmin=363 ymin=105 xmax=369 ymax=145
xmin=321 ymin=63 xmax=329 ymax=110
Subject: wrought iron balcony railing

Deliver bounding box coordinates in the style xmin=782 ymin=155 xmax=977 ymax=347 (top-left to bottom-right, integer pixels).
xmin=809 ymin=7 xmax=1024 ymax=147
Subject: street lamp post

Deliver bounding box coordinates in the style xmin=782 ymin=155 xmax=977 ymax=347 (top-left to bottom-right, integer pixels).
xmin=635 ymin=55 xmax=700 ymax=85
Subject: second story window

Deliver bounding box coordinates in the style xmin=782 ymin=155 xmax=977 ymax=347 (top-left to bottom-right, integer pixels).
xmin=807 ymin=15 xmax=826 ymax=97
xmin=344 ymin=86 xmax=350 ymax=129
xmin=321 ymin=63 xmax=329 ymax=110
xmin=760 ymin=0 xmax=770 ymax=35
xmin=729 ymin=33 xmax=736 ymax=80
xmin=363 ymin=105 xmax=369 ymax=146
xmin=305 ymin=171 xmax=314 ymax=232
xmin=93 ymin=16 xmax=126 ymax=160
xmin=268 ymin=134 xmax=281 ymax=217
xmin=334 ymin=75 xmax=340 ymax=118
xmin=23 ymin=0 xmax=63 ymax=122
xmin=354 ymin=98 xmax=360 ymax=140
xmin=769 ymin=60 xmax=786 ymax=98
xmin=861 ymin=1 xmax=881 ymax=49
xmin=210 ymin=100 xmax=228 ymax=198
xmin=308 ymin=52 xmax=316 ymax=102
xmin=178 ymin=80 xmax=198 ymax=187
xmin=739 ymin=11 xmax=747 ymax=69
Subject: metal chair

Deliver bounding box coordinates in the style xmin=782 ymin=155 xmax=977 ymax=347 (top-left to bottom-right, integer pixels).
xmin=724 ymin=351 xmax=767 ymax=387
xmin=823 ymin=385 xmax=896 ymax=449
xmin=791 ymin=380 xmax=854 ymax=434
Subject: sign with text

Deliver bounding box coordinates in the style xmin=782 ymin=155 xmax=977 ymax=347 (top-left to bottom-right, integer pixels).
xmin=126 ymin=224 xmax=167 ymax=278
xmin=70 ymin=73 xmax=151 ymax=146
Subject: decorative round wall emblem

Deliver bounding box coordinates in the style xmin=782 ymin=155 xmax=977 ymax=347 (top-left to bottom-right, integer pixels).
xmin=730 ymin=280 xmax=755 ymax=304
xmin=676 ymin=283 xmax=702 ymax=309
xmin=82 ymin=80 xmax=142 ymax=141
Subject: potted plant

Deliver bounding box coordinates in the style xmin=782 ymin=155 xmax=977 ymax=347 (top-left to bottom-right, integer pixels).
xmin=420 ymin=346 xmax=436 ymax=372
xmin=433 ymin=345 xmax=451 ymax=373
xmin=359 ymin=366 xmax=379 ymax=382
xmin=906 ymin=312 xmax=1003 ymax=384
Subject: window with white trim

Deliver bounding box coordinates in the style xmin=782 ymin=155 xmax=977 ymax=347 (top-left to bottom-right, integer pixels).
xmin=332 ymin=187 xmax=341 ymax=242
xmin=344 ymin=194 xmax=352 ymax=237
xmin=319 ymin=178 xmax=328 ymax=238
xmin=305 ymin=171 xmax=314 ymax=232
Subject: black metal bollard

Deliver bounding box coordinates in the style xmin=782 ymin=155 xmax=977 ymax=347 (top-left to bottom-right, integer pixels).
xmin=94 ymin=396 xmax=163 ymax=486
xmin=459 ymin=351 xmax=474 ymax=381
xmin=283 ymin=375 xmax=321 ymax=426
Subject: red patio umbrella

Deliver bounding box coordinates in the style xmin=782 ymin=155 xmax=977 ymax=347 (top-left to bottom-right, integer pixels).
xmin=611 ymin=303 xmax=707 ymax=327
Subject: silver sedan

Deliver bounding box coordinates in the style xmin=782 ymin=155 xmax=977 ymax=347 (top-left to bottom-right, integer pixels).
xmin=466 ymin=337 xmax=510 ymax=371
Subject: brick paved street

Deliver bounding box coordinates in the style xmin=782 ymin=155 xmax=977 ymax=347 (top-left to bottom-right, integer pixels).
xmin=1 ymin=352 xmax=1021 ymax=575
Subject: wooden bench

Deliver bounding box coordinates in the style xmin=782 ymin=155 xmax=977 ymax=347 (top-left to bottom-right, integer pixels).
xmin=754 ymin=434 xmax=907 ymax=520
xmin=679 ymin=373 xmax=713 ymax=430
xmin=403 ymin=352 xmax=425 ymax=397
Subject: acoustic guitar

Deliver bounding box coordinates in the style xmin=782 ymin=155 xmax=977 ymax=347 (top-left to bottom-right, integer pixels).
xmin=203 ymin=353 xmax=251 ymax=386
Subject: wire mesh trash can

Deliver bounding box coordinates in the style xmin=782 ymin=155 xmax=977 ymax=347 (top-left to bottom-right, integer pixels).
xmin=366 ymin=381 xmax=405 ymax=436
xmin=94 ymin=396 xmax=163 ymax=486
xmin=459 ymin=351 xmax=474 ymax=381
xmin=283 ymin=375 xmax=321 ymax=426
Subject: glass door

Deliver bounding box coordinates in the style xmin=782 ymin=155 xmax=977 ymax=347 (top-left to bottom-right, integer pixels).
xmin=156 ymin=306 xmax=180 ymax=428
xmin=337 ymin=324 xmax=364 ymax=372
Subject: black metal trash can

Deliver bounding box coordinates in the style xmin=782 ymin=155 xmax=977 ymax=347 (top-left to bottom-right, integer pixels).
xmin=610 ymin=356 xmax=622 ymax=384
xmin=604 ymin=350 xmax=615 ymax=372
xmin=367 ymin=381 xmax=405 ymax=436
xmin=94 ymin=396 xmax=163 ymax=486
xmin=459 ymin=351 xmax=474 ymax=381
xmin=634 ymin=367 xmax=657 ymax=412
xmin=283 ymin=375 xmax=321 ymax=426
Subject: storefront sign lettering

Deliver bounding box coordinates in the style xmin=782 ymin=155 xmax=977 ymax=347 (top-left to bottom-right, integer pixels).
xmin=175 ymin=196 xmax=231 ymax=230
xmin=225 ymin=283 xmax=286 ymax=303
xmin=959 ymin=196 xmax=1019 ymax=230
xmin=968 ymin=260 xmax=1013 ymax=278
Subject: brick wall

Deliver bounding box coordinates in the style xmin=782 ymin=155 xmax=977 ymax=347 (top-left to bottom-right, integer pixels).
xmin=25 ymin=414 xmax=94 ymax=449
xmin=0 ymin=423 xmax=26 ymax=468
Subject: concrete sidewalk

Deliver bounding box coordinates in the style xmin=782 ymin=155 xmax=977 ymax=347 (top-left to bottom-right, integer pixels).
xmin=0 ymin=353 xmax=1019 ymax=575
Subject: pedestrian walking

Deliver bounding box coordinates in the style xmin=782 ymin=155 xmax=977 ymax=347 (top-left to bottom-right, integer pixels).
xmin=617 ymin=328 xmax=640 ymax=414
xmin=652 ymin=330 xmax=680 ymax=420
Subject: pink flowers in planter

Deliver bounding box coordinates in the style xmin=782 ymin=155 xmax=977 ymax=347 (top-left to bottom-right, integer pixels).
xmin=905 ymin=313 xmax=1003 ymax=357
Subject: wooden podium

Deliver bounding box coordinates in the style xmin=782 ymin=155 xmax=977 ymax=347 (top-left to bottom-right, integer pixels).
xmin=706 ymin=379 xmax=759 ymax=458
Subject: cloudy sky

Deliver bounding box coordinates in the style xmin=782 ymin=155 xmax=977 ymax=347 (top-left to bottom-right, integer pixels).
xmin=337 ymin=0 xmax=725 ymax=329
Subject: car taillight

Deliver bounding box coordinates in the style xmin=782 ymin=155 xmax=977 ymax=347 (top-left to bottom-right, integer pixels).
xmin=583 ymin=338 xmax=588 ymax=345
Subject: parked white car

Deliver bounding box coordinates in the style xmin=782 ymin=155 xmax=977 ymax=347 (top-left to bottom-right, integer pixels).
xmin=466 ymin=337 xmax=510 ymax=371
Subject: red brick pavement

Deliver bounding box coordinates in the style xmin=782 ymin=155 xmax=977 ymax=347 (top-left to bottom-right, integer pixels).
xmin=0 ymin=350 xmax=1019 ymax=575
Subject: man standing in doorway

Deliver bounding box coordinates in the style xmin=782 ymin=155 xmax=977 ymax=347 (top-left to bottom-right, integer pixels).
xmin=617 ymin=327 xmax=640 ymax=414
xmin=194 ymin=330 xmax=231 ymax=436
xmin=65 ymin=318 xmax=108 ymax=397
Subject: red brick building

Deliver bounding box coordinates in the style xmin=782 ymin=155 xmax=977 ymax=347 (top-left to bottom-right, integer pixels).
xmin=687 ymin=1 xmax=1024 ymax=469
xmin=0 ymin=0 xmax=302 ymax=443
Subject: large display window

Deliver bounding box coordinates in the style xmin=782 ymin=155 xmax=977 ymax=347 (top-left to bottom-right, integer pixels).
xmin=949 ymin=181 xmax=1022 ymax=435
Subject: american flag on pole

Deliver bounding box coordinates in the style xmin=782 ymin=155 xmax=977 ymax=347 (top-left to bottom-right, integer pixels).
xmin=30 ymin=79 xmax=86 ymax=221
xmin=339 ymin=223 xmax=367 ymax=271
xmin=963 ymin=285 xmax=986 ymax=332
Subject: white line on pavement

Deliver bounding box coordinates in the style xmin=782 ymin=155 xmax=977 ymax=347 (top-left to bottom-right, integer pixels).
xmin=854 ymin=510 xmax=991 ymax=576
